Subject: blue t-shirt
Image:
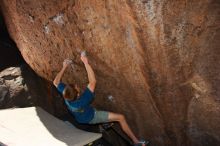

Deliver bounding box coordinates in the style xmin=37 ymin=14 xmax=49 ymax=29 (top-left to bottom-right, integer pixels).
xmin=57 ymin=82 xmax=66 ymax=94
xmin=56 ymin=83 xmax=95 ymax=124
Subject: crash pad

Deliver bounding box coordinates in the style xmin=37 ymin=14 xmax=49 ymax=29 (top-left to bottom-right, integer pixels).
xmin=0 ymin=107 xmax=102 ymax=146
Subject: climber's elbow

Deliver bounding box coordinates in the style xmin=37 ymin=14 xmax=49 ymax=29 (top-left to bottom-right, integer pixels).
xmin=53 ymin=79 xmax=59 ymax=87
xmin=88 ymin=81 xmax=96 ymax=92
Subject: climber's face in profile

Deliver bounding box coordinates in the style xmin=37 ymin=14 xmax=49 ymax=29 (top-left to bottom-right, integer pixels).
xmin=63 ymin=84 xmax=80 ymax=100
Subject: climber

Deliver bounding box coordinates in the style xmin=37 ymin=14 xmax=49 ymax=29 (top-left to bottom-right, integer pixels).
xmin=53 ymin=52 xmax=149 ymax=146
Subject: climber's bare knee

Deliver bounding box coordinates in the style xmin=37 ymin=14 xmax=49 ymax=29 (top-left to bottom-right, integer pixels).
xmin=108 ymin=112 xmax=125 ymax=122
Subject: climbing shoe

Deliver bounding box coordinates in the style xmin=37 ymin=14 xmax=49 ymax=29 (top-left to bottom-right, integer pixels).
xmin=134 ymin=140 xmax=150 ymax=146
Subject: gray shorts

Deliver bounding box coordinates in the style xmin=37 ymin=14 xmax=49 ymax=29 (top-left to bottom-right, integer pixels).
xmin=89 ymin=110 xmax=109 ymax=124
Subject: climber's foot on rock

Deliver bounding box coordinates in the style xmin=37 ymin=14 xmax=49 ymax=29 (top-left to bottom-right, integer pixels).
xmin=134 ymin=140 xmax=150 ymax=146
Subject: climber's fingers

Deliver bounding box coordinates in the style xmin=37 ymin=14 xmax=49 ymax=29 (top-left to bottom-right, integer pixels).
xmin=81 ymin=50 xmax=86 ymax=57
xmin=63 ymin=58 xmax=73 ymax=67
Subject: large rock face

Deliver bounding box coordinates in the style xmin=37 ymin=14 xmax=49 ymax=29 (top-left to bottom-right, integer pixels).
xmin=1 ymin=0 xmax=220 ymax=145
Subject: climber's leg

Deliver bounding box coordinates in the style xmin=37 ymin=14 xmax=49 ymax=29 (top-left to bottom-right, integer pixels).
xmin=108 ymin=112 xmax=144 ymax=145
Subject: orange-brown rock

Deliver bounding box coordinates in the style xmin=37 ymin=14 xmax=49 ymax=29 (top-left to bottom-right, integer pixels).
xmin=1 ymin=0 xmax=220 ymax=145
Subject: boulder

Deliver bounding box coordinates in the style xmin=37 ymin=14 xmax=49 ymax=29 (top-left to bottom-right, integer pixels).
xmin=0 ymin=65 xmax=39 ymax=108
xmin=1 ymin=0 xmax=220 ymax=145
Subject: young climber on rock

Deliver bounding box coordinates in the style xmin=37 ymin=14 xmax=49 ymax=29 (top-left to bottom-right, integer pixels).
xmin=53 ymin=52 xmax=149 ymax=146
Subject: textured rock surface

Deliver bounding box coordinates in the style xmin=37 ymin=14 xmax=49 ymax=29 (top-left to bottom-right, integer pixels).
xmin=1 ymin=0 xmax=220 ymax=145
xmin=0 ymin=66 xmax=43 ymax=108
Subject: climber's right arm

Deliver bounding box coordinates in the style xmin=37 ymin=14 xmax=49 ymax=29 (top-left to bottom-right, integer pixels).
xmin=53 ymin=59 xmax=71 ymax=87
xmin=81 ymin=55 xmax=96 ymax=92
